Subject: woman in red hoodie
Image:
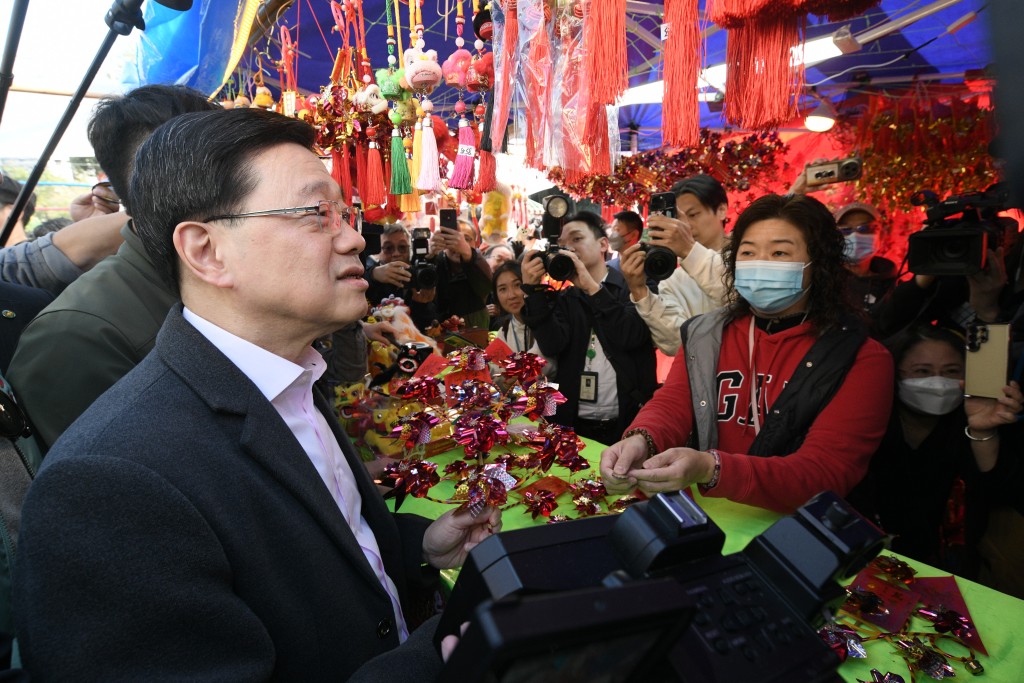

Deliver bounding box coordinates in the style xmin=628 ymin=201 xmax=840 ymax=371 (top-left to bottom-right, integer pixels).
xmin=600 ymin=193 xmax=894 ymax=513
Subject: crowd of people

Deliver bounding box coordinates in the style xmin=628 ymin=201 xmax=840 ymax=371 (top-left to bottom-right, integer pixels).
xmin=0 ymin=84 xmax=1021 ymax=680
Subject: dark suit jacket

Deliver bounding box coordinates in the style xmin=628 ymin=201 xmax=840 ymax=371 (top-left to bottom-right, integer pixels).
xmin=13 ymin=305 xmax=442 ymax=682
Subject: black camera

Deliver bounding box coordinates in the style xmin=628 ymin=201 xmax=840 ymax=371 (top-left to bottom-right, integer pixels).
xmin=537 ymin=244 xmax=576 ymax=281
xmin=409 ymin=227 xmax=438 ymax=289
xmin=642 ymin=192 xmax=681 ymax=281
xmin=805 ymin=157 xmax=863 ymax=187
xmin=907 ymin=183 xmax=1017 ymax=276
xmin=437 ymin=490 xmax=885 ymax=683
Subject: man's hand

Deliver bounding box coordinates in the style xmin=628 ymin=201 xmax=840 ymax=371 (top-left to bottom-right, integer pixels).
xmin=787 ymin=158 xmax=829 ymax=195
xmin=438 ymin=226 xmax=473 ymax=263
xmin=629 ymin=447 xmax=717 ymax=495
xmin=68 ymin=185 xmax=122 ymax=222
xmin=599 ymin=434 xmax=648 ymax=493
xmin=565 ymin=250 xmax=599 ymax=295
xmin=422 ymin=506 xmax=502 ymax=569
xmin=373 ymin=261 xmax=412 ymax=287
xmin=521 ymin=249 xmax=546 ymax=285
xmin=647 ymin=214 xmax=695 ymax=259
xmin=620 ymin=243 xmax=650 ymax=300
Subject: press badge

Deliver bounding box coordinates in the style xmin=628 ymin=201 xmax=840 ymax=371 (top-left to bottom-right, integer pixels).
xmin=579 ymin=371 xmax=598 ymax=403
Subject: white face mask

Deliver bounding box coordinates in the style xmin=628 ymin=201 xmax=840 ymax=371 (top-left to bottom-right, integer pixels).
xmin=898 ymin=376 xmax=964 ymax=415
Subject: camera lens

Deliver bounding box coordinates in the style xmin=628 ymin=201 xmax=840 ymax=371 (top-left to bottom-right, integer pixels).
xmin=642 ymin=245 xmax=677 ymax=281
xmin=939 ymin=237 xmax=969 ymax=261
xmin=411 ymin=262 xmax=438 ymax=289
xmin=546 ymin=252 xmax=576 ymax=281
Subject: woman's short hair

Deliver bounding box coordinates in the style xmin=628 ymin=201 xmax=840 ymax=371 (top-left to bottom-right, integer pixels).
xmin=723 ymin=193 xmax=855 ymax=330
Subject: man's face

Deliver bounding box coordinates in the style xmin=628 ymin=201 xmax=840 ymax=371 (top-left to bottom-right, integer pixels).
xmin=611 ymin=219 xmax=641 ymax=249
xmin=486 ymin=245 xmax=515 ymax=270
xmin=458 ymin=221 xmax=480 ymax=249
xmin=558 ymin=221 xmax=608 ymax=269
xmin=379 ymin=232 xmax=411 ymax=264
xmin=676 ymin=193 xmax=726 ymax=249
xmin=836 ymin=210 xmax=878 ymax=236
xmin=205 ymin=142 xmax=368 ymax=342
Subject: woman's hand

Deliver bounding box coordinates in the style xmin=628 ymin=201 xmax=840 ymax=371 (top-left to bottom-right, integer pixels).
xmin=600 ymin=434 xmax=648 ymax=493
xmin=965 ymin=380 xmax=1023 ymax=433
xmin=628 ymin=447 xmax=717 ymax=494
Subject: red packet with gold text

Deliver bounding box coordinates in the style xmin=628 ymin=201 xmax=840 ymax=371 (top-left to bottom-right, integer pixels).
xmin=841 ymin=569 xmax=919 ymax=632
xmin=484 ymin=337 xmax=514 ymax=363
xmin=413 ymin=352 xmax=448 ymax=379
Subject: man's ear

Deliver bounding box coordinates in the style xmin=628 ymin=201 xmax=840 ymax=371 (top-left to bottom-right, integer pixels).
xmin=716 ymin=204 xmax=729 ymax=223
xmin=174 ymin=221 xmax=233 ymax=288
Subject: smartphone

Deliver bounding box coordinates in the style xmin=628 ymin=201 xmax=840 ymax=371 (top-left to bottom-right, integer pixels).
xmin=439 ymin=208 xmax=458 ymax=231
xmin=965 ymin=322 xmax=1010 ymax=398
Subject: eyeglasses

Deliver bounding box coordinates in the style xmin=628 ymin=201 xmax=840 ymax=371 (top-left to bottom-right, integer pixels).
xmin=381 ymin=243 xmax=411 ymax=253
xmin=203 ymin=200 xmax=359 ymax=235
xmin=838 ymin=222 xmax=877 ymax=237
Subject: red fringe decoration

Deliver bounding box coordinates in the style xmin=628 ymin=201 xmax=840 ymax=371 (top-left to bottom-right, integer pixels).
xmin=365 ymin=141 xmax=386 ymax=207
xmin=475 ymin=150 xmax=497 ymax=193
xmin=796 ymin=0 xmax=881 ymax=22
xmin=723 ymin=15 xmax=803 ymax=130
xmin=355 ymin=143 xmax=368 ymax=206
xmin=663 ymin=0 xmax=702 ymax=147
xmin=582 ymin=0 xmax=627 ymax=105
xmin=331 ymin=147 xmax=345 ymax=194
xmin=524 ymin=2 xmax=551 ymax=170
xmin=491 ymin=1 xmax=519 ymax=152
xmin=708 ymin=0 xmax=774 ymax=27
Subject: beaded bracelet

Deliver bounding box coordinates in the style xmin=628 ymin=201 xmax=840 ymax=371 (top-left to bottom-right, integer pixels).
xmin=964 ymin=425 xmax=996 ymax=442
xmin=698 ymin=449 xmax=721 ymax=492
xmin=622 ymin=428 xmax=657 ymax=458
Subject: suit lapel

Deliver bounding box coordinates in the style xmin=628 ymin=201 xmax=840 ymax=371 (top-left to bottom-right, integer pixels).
xmin=156 ymin=306 xmax=388 ymax=595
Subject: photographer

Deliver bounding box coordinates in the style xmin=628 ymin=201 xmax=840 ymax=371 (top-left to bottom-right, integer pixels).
xmin=834 ymin=202 xmax=898 ymax=312
xmin=364 ymin=224 xmax=438 ymax=332
xmin=521 ymin=211 xmax=656 ymax=444
xmin=601 ymin=194 xmax=893 ymax=514
xmin=620 ymin=175 xmax=730 ymax=355
xmin=427 ymin=219 xmax=493 ymax=330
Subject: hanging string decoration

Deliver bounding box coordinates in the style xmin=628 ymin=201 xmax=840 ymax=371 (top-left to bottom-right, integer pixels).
xmin=662 ymin=0 xmax=702 ymax=147
xmin=547 ymin=129 xmax=787 ymax=207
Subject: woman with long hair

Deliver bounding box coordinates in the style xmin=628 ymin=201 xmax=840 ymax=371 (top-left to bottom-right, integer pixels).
xmin=490 ymin=261 xmax=556 ymax=378
xmin=601 ymin=193 xmax=894 ymax=513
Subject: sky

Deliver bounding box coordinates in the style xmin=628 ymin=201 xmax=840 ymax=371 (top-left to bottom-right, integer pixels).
xmin=0 ymin=0 xmax=138 ymax=160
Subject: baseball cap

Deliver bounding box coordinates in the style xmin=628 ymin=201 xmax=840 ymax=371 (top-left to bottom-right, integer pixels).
xmin=833 ymin=202 xmax=880 ymax=225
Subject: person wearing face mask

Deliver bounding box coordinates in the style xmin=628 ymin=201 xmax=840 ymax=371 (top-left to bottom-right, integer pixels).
xmin=846 ymin=325 xmax=1023 ymax=577
xmin=606 ymin=210 xmax=643 ymax=271
xmin=833 ymin=202 xmax=898 ymax=313
xmin=600 ymin=194 xmax=893 ymax=514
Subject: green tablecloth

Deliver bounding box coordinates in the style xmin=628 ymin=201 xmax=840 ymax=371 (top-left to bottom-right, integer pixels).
xmin=386 ymin=440 xmax=1024 ymax=682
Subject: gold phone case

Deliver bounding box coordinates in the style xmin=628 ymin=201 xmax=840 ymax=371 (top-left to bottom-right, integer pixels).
xmin=965 ymin=322 xmax=1009 ymax=399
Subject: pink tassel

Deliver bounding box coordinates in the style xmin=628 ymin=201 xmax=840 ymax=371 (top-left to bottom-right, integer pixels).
xmin=416 ymin=115 xmax=443 ymax=193
xmin=448 ymin=118 xmax=477 ymax=189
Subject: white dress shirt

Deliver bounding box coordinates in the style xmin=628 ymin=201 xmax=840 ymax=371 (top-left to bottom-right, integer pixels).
xmin=183 ymin=308 xmax=409 ymax=641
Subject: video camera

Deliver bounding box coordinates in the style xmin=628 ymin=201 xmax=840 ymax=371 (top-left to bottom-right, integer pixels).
xmin=436 ymin=490 xmax=885 ymax=683
xmin=538 ymin=192 xmax=577 ymax=281
xmin=907 ymin=183 xmax=1017 ymax=276
xmin=409 ymin=227 xmax=439 ymax=289
xmin=642 ymin=192 xmax=682 ymax=281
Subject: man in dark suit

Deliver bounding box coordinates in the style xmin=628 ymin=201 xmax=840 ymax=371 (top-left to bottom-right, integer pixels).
xmin=13 ymin=108 xmax=500 ymax=681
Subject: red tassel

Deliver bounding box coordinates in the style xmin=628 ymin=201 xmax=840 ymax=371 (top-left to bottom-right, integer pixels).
xmin=663 ymin=0 xmax=701 ymax=147
xmin=331 ymin=147 xmax=344 ymax=192
xmin=333 ymin=145 xmax=353 ymax=205
xmin=723 ymin=15 xmax=802 ymax=130
xmin=491 ymin=0 xmax=519 ymax=152
xmin=364 ymin=140 xmax=385 ymax=207
xmin=582 ymin=0 xmax=627 ymax=105
xmin=524 ymin=2 xmax=551 ymax=170
xmin=474 ymin=150 xmax=497 ymax=193
xmin=355 ymin=143 xmax=368 ymax=206
xmin=449 ymin=118 xmax=477 ymax=189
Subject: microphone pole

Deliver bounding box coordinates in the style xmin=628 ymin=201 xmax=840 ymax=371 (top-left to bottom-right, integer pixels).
xmin=0 ymin=0 xmax=147 ymax=246
xmin=0 ymin=0 xmax=31 ymax=127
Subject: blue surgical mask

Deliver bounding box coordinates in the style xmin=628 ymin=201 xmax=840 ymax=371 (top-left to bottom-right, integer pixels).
xmin=734 ymin=260 xmax=811 ymax=315
xmin=843 ymin=233 xmax=877 ymax=263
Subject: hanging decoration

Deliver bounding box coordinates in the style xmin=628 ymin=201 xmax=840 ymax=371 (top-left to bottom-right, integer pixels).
xmin=662 ymin=0 xmax=702 ymax=147
xmin=547 ymin=129 xmax=787 ymax=208
xmin=445 ymin=0 xmax=477 ymax=189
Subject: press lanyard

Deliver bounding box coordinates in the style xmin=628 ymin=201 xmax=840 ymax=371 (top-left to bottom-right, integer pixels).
xmin=510 ymin=324 xmax=521 ymax=352
xmin=585 ymin=330 xmax=597 ymax=370
xmin=748 ymin=316 xmax=761 ymax=435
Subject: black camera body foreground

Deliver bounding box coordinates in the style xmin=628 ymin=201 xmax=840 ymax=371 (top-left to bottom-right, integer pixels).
xmin=409 ymin=227 xmax=439 ymax=289
xmin=907 ymin=183 xmax=1018 ymax=276
xmin=537 ymin=244 xmax=576 ymax=281
xmin=436 ymin=490 xmax=885 ymax=683
xmin=642 ymin=192 xmax=681 ymax=281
